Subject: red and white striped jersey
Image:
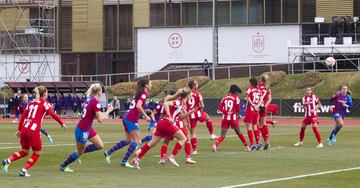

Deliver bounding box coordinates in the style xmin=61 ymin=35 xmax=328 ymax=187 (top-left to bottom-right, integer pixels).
xmin=245 ymin=86 xmax=261 ymax=112
xmin=302 ymin=94 xmax=320 ymax=117
xmin=163 ymin=99 xmax=184 ymax=121
xmin=218 ymin=94 xmax=240 ymax=121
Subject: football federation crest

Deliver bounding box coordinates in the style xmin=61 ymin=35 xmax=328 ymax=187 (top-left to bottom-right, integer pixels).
xmin=252 ymin=33 xmax=264 ymax=53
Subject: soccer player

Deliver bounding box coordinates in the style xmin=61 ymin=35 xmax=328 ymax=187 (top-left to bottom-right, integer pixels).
xmin=158 ymin=91 xmax=196 ymax=165
xmin=104 ymin=79 xmax=152 ymax=168
xmin=244 ymin=77 xmax=262 ymax=151
xmin=257 ymin=75 xmax=272 ymax=150
xmin=212 ymin=85 xmax=248 ymax=152
xmin=187 ymin=80 xmax=217 ymax=155
xmin=59 ymin=83 xmax=113 ymax=173
xmin=327 ymin=85 xmax=353 ymax=145
xmin=131 ymin=89 xmax=190 ymax=168
xmin=293 ymin=88 xmax=323 ymax=148
xmin=2 ymin=86 xmax=66 ymax=177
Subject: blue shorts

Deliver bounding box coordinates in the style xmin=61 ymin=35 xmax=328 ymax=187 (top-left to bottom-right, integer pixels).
xmin=332 ymin=114 xmax=343 ymax=120
xmin=123 ymin=118 xmax=139 ymax=132
xmin=148 ymin=121 xmax=156 ymax=130
xmin=75 ymin=127 xmax=89 ymax=145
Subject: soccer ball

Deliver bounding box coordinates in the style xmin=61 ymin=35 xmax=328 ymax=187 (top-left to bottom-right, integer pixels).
xmin=325 ymin=57 xmax=336 ymax=67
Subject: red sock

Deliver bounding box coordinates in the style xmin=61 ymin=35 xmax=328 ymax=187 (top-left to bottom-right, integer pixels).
xmin=300 ymin=127 xmax=306 ymax=142
xmin=190 ymin=137 xmax=197 ymax=151
xmin=215 ymin=136 xmax=225 ymax=147
xmin=23 ymin=153 xmax=40 ymax=171
xmin=8 ymin=151 xmax=28 ymax=163
xmin=138 ymin=144 xmax=150 ymax=159
xmin=266 ymin=119 xmax=275 ymax=125
xmin=206 ymin=120 xmax=214 ymax=134
xmin=312 ymin=127 xmax=322 ymax=144
xmin=238 ymin=134 xmax=248 ymax=146
xmin=171 ymin=142 xmax=183 ymax=157
xmin=185 ymin=142 xmax=191 ymax=158
xmin=254 ymin=129 xmax=260 ymax=144
xmin=247 ymin=130 xmax=254 ymax=145
xmin=160 ymin=145 xmax=168 ymax=159
xmin=261 ymin=125 xmax=269 ymax=142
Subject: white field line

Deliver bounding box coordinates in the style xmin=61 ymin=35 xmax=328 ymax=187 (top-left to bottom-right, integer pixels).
xmin=220 ymin=167 xmax=360 ymax=188
xmin=0 ymin=133 xmax=296 ymax=150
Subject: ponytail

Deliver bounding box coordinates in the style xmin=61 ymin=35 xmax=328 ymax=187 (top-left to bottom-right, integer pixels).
xmin=135 ymin=78 xmax=150 ymax=100
xmin=86 ymin=83 xmax=102 ymax=98
xmin=34 ymin=86 xmax=47 ymax=100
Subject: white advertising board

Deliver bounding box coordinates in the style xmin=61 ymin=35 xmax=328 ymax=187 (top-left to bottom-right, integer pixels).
xmin=136 ymin=27 xmax=213 ymax=75
xmin=218 ymin=25 xmax=300 ymax=64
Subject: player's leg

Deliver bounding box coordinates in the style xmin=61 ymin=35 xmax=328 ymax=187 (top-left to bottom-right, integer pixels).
xmin=204 ymin=113 xmax=217 ymax=140
xmin=19 ymin=149 xmax=41 ymax=177
xmin=294 ymin=122 xmax=307 ymax=147
xmin=245 ymin=122 xmax=254 ymax=147
xmin=233 ymin=124 xmax=248 ymax=151
xmin=167 ymin=130 xmax=187 ymax=167
xmin=190 ymin=119 xmax=198 ymax=155
xmin=259 ymin=115 xmax=270 ymax=150
xmin=132 ymin=135 xmax=163 ymax=169
xmin=159 ymin=139 xmax=170 ymax=164
xmin=212 ymin=128 xmax=228 ymax=152
xmin=328 ymin=117 xmax=344 ymax=145
xmin=121 ymin=129 xmax=140 ymax=167
xmin=311 ymin=122 xmax=323 ymax=148
xmin=40 ymin=127 xmax=53 ymax=143
xmin=2 ymin=144 xmax=29 ymax=174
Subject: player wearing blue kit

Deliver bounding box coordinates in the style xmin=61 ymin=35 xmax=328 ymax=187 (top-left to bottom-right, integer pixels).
xmin=327 ymin=85 xmax=353 ymax=145
xmin=59 ymin=83 xmax=113 ymax=173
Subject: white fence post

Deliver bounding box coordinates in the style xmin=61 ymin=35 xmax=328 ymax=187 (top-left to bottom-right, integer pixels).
xmin=228 ymin=67 xmax=230 ymax=79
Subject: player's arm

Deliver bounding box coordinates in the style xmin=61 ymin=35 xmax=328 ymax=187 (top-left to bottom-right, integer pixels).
xmin=163 ymin=100 xmax=175 ymax=123
xmin=164 ymin=88 xmax=187 ymax=102
xmin=345 ymin=95 xmax=353 ymax=109
xmin=217 ymin=99 xmax=226 ymax=114
xmin=179 ymin=106 xmax=198 ymax=119
xmin=265 ymin=91 xmax=272 ymax=107
xmin=199 ymin=94 xmax=204 ymax=109
xmin=17 ymin=107 xmax=29 ymax=132
xmin=136 ymin=100 xmax=151 ymax=121
xmin=95 ymin=105 xmax=113 ymax=123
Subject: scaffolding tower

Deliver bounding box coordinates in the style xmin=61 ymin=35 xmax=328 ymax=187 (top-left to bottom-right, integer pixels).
xmin=0 ymin=0 xmax=57 ymax=83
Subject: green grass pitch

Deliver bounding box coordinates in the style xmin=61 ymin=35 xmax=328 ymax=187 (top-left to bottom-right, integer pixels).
xmin=1 ymin=119 xmax=360 ymax=188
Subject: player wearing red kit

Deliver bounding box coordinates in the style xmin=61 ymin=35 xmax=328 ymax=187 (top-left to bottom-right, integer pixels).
xmin=212 ymin=85 xmax=248 ymax=152
xmin=257 ymin=75 xmax=272 ymax=150
xmin=244 ymin=77 xmax=263 ymax=151
xmin=294 ymin=88 xmax=323 ymax=148
xmin=187 ymin=80 xmax=217 ymax=155
xmin=131 ymin=89 xmax=190 ymax=169
xmin=2 ymin=86 xmax=66 ymax=177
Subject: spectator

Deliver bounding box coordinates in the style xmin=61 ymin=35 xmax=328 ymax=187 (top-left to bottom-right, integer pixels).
xmin=110 ymin=96 xmax=120 ymax=119
xmin=123 ymin=98 xmax=131 ymax=111
xmin=12 ymin=90 xmax=22 ymax=122
xmin=202 ymin=59 xmax=210 ymax=77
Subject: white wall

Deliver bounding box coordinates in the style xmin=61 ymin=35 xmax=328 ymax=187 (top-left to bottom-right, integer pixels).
xmin=218 ymin=25 xmax=300 ymax=64
xmin=136 ymin=27 xmax=213 ymax=75
xmin=0 ymin=54 xmax=60 ymax=82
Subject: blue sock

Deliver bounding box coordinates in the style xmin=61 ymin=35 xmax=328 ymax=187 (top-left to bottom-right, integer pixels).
xmin=141 ymin=135 xmax=152 ymax=143
xmin=40 ymin=127 xmax=49 ymax=137
xmin=329 ymin=125 xmax=342 ymax=140
xmin=84 ymin=144 xmax=99 ymax=153
xmin=107 ymin=140 xmax=129 ymax=155
xmin=62 ymin=152 xmax=78 ymax=167
xmin=121 ymin=142 xmax=138 ymax=165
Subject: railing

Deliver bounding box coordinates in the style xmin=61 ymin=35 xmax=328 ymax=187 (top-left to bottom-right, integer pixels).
xmin=1 ymin=58 xmax=359 ymax=86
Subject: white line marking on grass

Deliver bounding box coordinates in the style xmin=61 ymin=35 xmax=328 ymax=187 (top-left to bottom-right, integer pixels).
xmin=220 ymin=166 xmax=360 ymax=188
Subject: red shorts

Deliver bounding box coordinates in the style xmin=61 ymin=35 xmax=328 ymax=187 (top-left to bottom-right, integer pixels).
xmin=165 ymin=121 xmax=188 ymax=141
xmin=259 ymin=106 xmax=267 ymax=118
xmin=189 ymin=110 xmax=208 ymax=128
xmin=244 ymin=111 xmax=259 ymax=125
xmin=303 ymin=116 xmax=318 ymax=125
xmin=20 ymin=130 xmax=42 ymax=151
xmin=221 ymin=119 xmax=239 ymax=129
xmin=154 ymin=119 xmax=180 ymax=138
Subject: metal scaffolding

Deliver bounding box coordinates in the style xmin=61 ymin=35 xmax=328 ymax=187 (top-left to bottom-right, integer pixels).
xmin=0 ymin=0 xmax=56 ymax=82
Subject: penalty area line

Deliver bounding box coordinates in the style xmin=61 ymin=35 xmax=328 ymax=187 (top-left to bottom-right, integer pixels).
xmin=220 ymin=166 xmax=360 ymax=188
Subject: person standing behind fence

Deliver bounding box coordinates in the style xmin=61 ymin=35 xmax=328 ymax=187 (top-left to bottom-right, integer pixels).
xmin=202 ymin=59 xmax=210 ymax=77
xmin=12 ymin=90 xmax=22 ymax=123
xmin=110 ymin=96 xmax=120 ymax=119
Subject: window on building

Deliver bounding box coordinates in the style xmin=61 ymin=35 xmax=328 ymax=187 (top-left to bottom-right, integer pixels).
xmin=301 ymin=0 xmax=316 ymax=23
xmin=216 ymin=0 xmax=230 ymax=25
xmin=166 ymin=2 xmax=181 ymax=26
xmin=231 ymin=0 xmax=247 ymax=25
xmin=104 ymin=5 xmax=117 ymax=50
xmin=198 ymin=1 xmax=213 ymax=26
xmin=265 ymin=0 xmax=281 ymax=24
xmin=59 ymin=5 xmax=72 ymax=51
xmin=249 ymin=0 xmax=263 ymax=24
xmin=182 ymin=2 xmax=197 ymax=26
xmin=354 ymin=0 xmax=360 ymax=17
xmin=150 ymin=3 xmax=165 ymax=26
xmin=283 ymin=0 xmax=298 ymax=23
xmin=119 ymin=4 xmax=133 ymax=50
